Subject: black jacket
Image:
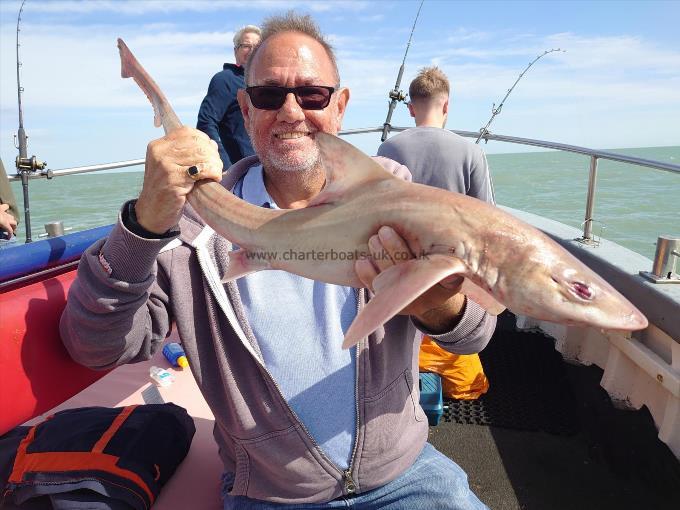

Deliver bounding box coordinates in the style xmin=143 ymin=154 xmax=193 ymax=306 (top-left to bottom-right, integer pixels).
xmin=196 ymin=63 xmax=254 ymax=169
xmin=1 ymin=404 xmax=195 ymax=509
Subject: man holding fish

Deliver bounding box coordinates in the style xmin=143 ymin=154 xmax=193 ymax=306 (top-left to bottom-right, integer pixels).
xmin=63 ymin=6 xmax=649 ymax=508
xmin=62 ymin=11 xmax=494 ymax=509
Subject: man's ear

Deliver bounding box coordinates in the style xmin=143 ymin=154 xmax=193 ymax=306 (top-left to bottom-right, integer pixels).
xmin=407 ymin=103 xmax=416 ymax=118
xmin=335 ymin=87 xmax=351 ymax=123
xmin=443 ymin=99 xmax=449 ymax=116
xmin=237 ymin=89 xmax=250 ymax=124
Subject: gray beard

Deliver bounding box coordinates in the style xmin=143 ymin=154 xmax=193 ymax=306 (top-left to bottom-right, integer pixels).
xmin=253 ymin=139 xmax=321 ymax=174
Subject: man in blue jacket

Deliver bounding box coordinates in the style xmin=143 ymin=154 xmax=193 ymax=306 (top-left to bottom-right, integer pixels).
xmin=197 ymin=25 xmax=261 ymax=169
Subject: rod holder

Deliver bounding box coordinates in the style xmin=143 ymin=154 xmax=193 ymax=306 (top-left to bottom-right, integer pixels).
xmin=581 ymin=155 xmax=599 ymax=243
xmin=640 ymin=236 xmax=680 ymax=284
xmin=44 ymin=221 xmax=64 ymax=238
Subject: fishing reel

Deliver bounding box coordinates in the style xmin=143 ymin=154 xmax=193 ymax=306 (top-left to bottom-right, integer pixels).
xmin=16 ymin=155 xmax=47 ymax=173
xmin=388 ymin=88 xmax=407 ymax=103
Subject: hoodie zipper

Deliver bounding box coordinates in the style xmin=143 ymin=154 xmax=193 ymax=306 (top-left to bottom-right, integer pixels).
xmin=196 ymin=238 xmax=363 ymax=495
xmin=342 ymin=287 xmax=362 ymax=495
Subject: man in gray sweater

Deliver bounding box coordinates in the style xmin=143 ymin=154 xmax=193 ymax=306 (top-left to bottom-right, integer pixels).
xmin=61 ymin=13 xmax=493 ymax=510
xmin=378 ymin=66 xmax=494 ymax=203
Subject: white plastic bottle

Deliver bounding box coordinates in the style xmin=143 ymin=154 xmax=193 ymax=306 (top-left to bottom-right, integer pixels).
xmin=149 ymin=366 xmax=174 ymax=387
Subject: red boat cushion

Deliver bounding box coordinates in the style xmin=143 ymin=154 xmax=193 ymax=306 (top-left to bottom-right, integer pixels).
xmin=0 ymin=269 xmax=108 ymax=435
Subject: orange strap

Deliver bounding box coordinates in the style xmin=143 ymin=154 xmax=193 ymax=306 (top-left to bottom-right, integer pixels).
xmin=92 ymin=405 xmax=137 ymax=453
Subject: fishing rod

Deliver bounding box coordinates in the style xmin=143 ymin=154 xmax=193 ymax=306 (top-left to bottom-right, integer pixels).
xmin=14 ymin=0 xmax=47 ymax=243
xmin=475 ymin=48 xmax=565 ymax=144
xmin=380 ymin=0 xmax=424 ymax=142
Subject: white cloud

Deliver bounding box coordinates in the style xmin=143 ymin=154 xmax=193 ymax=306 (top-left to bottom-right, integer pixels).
xmin=400 ymin=29 xmax=680 ymax=103
xmin=0 ymin=0 xmax=371 ymax=16
xmin=0 ymin=24 xmax=231 ymax=113
xmin=1 ymin=3 xmax=678 ymax=169
xmin=444 ymin=28 xmax=491 ymax=45
xmin=358 ymin=14 xmax=385 ymax=23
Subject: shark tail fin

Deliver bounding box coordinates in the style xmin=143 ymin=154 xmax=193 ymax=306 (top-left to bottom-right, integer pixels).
xmin=117 ymin=38 xmax=182 ymax=133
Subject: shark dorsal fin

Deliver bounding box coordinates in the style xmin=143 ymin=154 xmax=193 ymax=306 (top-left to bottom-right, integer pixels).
xmin=311 ymin=133 xmax=398 ymax=206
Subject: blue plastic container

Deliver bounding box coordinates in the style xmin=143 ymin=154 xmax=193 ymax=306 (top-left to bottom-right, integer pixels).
xmin=419 ymin=372 xmax=444 ymax=426
xmin=162 ymin=343 xmax=189 ymax=368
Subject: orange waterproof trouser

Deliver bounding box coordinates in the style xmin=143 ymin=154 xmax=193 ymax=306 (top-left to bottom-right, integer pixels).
xmin=419 ymin=336 xmax=489 ymax=400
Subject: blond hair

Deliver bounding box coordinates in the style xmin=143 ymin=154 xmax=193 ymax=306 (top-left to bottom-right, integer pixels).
xmin=233 ymin=25 xmax=261 ymax=47
xmin=409 ymin=66 xmax=450 ymax=103
xmin=245 ymin=11 xmax=339 ymax=85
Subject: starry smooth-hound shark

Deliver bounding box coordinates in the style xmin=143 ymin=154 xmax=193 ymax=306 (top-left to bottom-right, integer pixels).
xmin=117 ymin=38 xmax=647 ymax=349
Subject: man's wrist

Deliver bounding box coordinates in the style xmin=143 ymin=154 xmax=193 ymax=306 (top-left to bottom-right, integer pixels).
xmin=413 ymin=294 xmax=467 ymax=335
xmin=123 ymin=200 xmax=174 ymax=239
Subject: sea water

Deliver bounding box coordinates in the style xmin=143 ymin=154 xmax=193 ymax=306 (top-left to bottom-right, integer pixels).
xmin=7 ymin=145 xmax=679 ymax=260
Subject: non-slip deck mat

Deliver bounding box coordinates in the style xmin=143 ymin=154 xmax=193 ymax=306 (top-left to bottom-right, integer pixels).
xmin=442 ymin=313 xmax=580 ymax=435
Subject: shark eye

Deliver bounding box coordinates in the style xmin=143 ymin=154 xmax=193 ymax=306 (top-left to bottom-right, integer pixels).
xmin=571 ymin=281 xmax=593 ymax=300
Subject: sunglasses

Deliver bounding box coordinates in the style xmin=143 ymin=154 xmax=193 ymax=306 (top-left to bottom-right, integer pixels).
xmin=245 ymin=85 xmax=336 ymax=111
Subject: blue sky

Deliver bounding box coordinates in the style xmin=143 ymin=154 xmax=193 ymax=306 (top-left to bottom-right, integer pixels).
xmin=1 ymin=0 xmax=679 ymax=172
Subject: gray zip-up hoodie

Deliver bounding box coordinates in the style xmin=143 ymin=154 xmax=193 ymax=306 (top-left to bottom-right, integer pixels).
xmin=60 ymin=156 xmax=496 ymax=504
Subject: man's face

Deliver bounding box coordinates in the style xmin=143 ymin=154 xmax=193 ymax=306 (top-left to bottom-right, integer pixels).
xmin=238 ymin=32 xmax=350 ymax=174
xmin=234 ymin=31 xmax=260 ymax=67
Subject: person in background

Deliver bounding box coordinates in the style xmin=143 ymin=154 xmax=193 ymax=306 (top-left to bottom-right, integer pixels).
xmin=378 ymin=66 xmax=494 ymax=202
xmin=378 ymin=66 xmax=494 ymax=400
xmin=61 ymin=13 xmax=493 ymax=509
xmin=197 ymin=25 xmax=261 ymax=169
xmin=0 ymin=158 xmax=20 ymax=247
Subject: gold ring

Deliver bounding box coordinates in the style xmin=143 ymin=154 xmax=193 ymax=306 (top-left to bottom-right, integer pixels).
xmin=187 ymin=165 xmax=202 ymax=181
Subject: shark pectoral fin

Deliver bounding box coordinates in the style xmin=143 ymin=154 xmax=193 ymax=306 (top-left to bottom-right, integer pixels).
xmin=342 ymin=255 xmax=467 ymax=349
xmin=315 ymin=133 xmax=396 ymax=202
xmin=221 ymin=249 xmax=271 ymax=283
xmin=460 ymin=279 xmax=506 ymax=316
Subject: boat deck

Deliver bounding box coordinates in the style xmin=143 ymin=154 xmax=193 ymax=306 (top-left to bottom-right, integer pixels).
xmin=432 ymin=313 xmax=680 ymax=510
xmin=7 ymin=313 xmax=680 ymax=509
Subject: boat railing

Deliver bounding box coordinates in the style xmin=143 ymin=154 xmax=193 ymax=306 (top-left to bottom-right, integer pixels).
xmin=8 ymin=127 xmax=680 ymax=243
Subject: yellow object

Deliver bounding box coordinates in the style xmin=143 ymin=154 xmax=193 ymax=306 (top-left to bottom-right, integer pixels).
xmin=177 ymin=356 xmax=189 ymax=369
xmin=418 ymin=336 xmax=489 ymax=400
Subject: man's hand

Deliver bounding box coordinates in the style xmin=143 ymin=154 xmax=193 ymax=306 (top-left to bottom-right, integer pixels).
xmin=372 ymin=156 xmax=412 ymax=182
xmin=0 ymin=204 xmax=17 ymax=236
xmin=135 ymin=127 xmax=223 ymax=235
xmin=354 ymin=226 xmax=466 ymax=334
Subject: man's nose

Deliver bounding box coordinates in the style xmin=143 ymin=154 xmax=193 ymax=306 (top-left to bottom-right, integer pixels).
xmin=276 ymin=93 xmax=305 ymax=122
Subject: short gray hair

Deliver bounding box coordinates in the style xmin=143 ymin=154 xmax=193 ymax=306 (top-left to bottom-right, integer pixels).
xmin=233 ymin=25 xmax=261 ymax=47
xmin=245 ymin=12 xmax=339 ymax=85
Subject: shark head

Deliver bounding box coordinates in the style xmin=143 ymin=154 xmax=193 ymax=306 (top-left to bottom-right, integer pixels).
xmin=512 ymin=245 xmax=648 ymax=331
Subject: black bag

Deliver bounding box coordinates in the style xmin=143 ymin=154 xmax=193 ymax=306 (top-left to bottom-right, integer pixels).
xmin=1 ymin=403 xmax=195 ymax=510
